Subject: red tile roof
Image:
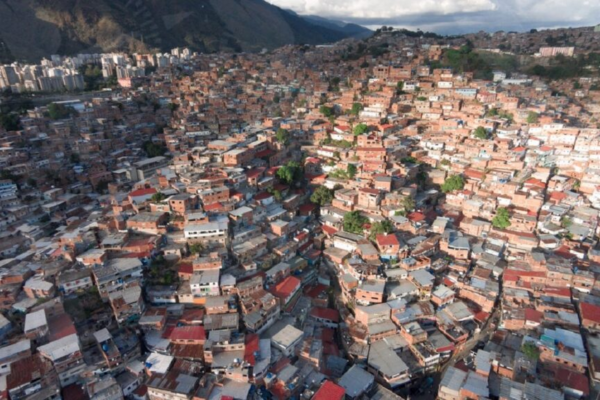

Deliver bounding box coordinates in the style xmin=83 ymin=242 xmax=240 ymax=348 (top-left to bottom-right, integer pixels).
xmin=271 ymin=276 xmax=301 ymax=300
xmin=313 ymin=381 xmax=345 ymax=400
xmin=524 ymin=308 xmax=543 ymax=323
xmin=254 ymin=192 xmax=273 ymax=201
xmin=376 ymin=233 xmax=400 ymax=246
xmin=310 ymin=307 xmax=340 ymax=323
xmin=322 ymin=225 xmax=338 ymax=235
xmin=244 ymin=333 xmax=260 ymax=365
xmin=581 ymin=302 xmax=600 ymax=324
xmin=408 ymin=212 xmax=426 ymax=222
xmin=129 ymin=188 xmax=157 ymax=197
xmin=169 ymin=326 xmax=206 ymax=342
xmin=48 ymin=313 xmax=77 ymax=341
xmin=204 ymin=202 xmax=224 ymax=211
xmin=178 ymin=263 xmax=194 ymax=275
xmin=304 ymin=284 xmax=328 ymax=299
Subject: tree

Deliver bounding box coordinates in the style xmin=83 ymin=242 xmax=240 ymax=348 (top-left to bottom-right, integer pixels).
xmin=343 ymin=211 xmax=368 ymax=234
xmin=527 ymin=112 xmax=539 ymax=124
xmin=396 ymin=81 xmax=404 ymax=94
xmin=487 ymin=107 xmax=499 ymax=117
xmin=0 ymin=113 xmax=20 ymax=131
xmin=167 ymin=103 xmax=179 ymax=114
xmin=492 ymin=208 xmax=511 ymax=229
xmin=189 ymin=243 xmax=204 ymax=255
xmin=276 ymin=128 xmax=290 ymax=145
xmin=276 ymin=161 xmax=303 ymax=186
xmin=310 ymin=186 xmax=333 ymax=206
xmin=440 ymin=159 xmax=451 ymax=167
xmin=347 ymin=164 xmax=357 ymax=179
xmin=70 ymin=153 xmax=81 ymax=164
xmin=474 ymin=126 xmax=487 ymax=140
xmin=319 ymin=105 xmax=334 ymax=118
xmin=401 ymin=156 xmax=417 ymax=164
xmin=521 ymin=342 xmax=540 ymax=361
xmin=143 ymin=141 xmax=167 ymax=157
xmin=353 ymin=123 xmax=368 ymax=136
xmin=47 ymin=103 xmax=77 ymax=120
xmin=561 ymin=216 xmax=572 ymax=228
xmin=402 ymin=196 xmax=415 ymax=213
xmin=441 ymin=175 xmax=465 ymax=193
xmin=151 ymin=192 xmax=166 ymax=203
xmin=369 ymin=220 xmax=394 ymax=240
xmin=351 ymin=103 xmax=363 ymax=116
xmin=95 ymin=180 xmax=109 ymax=193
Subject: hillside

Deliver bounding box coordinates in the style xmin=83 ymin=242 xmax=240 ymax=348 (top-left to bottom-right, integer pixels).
xmin=303 ymin=15 xmax=372 ymax=39
xmin=0 ymin=0 xmax=362 ymax=62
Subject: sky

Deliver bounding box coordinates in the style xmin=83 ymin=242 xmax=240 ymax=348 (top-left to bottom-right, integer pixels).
xmin=266 ymin=0 xmax=600 ymax=34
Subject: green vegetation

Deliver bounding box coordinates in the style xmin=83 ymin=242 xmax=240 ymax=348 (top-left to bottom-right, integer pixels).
xmin=70 ymin=153 xmax=81 ymax=164
xmin=353 ymin=123 xmax=368 ymax=136
xmin=343 ymin=211 xmax=368 ymax=234
xmin=440 ymin=159 xmax=451 ymax=167
xmin=528 ymin=53 xmax=600 ymax=79
xmin=441 ymin=175 xmax=465 ymax=193
xmin=64 ymin=287 xmax=105 ymax=321
xmin=441 ymin=43 xmax=493 ymax=79
xmin=143 ymin=141 xmax=167 ymax=157
xmin=276 ymin=128 xmax=290 ymax=145
xmin=95 ymin=180 xmax=110 ymax=194
xmin=189 ymin=243 xmax=204 ymax=255
xmin=474 ymin=126 xmax=488 ymax=140
xmin=322 ymin=138 xmax=353 ymax=148
xmin=521 ymin=342 xmax=540 ymax=361
xmin=329 ymin=164 xmax=358 ymax=180
xmin=487 ymin=108 xmax=499 ymax=117
xmin=151 ymin=192 xmax=166 ymax=203
xmin=401 ymin=156 xmax=418 ymax=164
xmin=492 ymin=208 xmax=512 ymax=229
xmin=80 ymin=64 xmax=117 ymax=91
xmin=47 ymin=103 xmax=78 ymax=120
xmin=402 ymin=196 xmax=415 ymax=213
xmin=527 ymin=112 xmax=539 ymax=124
xmin=396 ymin=81 xmax=405 ymax=95
xmin=351 ymin=103 xmax=363 ymax=116
xmin=167 ymin=103 xmax=179 ymax=114
xmin=561 ymin=216 xmax=572 ymax=228
xmin=369 ymin=220 xmax=394 ymax=240
xmin=310 ymin=186 xmax=334 ymax=206
xmin=319 ymin=105 xmax=334 ymax=118
xmin=347 ymin=164 xmax=357 ymax=179
xmin=276 ymin=161 xmax=303 ymax=186
xmin=0 ymin=113 xmax=20 ymax=131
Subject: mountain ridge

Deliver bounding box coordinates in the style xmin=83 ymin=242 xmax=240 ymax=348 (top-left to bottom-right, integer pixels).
xmin=0 ymin=0 xmax=365 ymax=62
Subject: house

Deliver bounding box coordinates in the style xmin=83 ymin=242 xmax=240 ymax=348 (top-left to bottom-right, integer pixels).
xmin=312 ymin=381 xmax=345 ymax=400
xmin=23 ymin=276 xmax=55 ymax=299
xmin=271 ymin=324 xmax=303 ymax=356
xmin=338 ymin=365 xmax=375 ymax=399
xmin=376 ymin=233 xmax=401 ymax=260
xmin=270 ymin=276 xmax=301 ymax=307
xmin=147 ymin=372 xmax=198 ymax=400
xmin=57 ymin=268 xmax=93 ymax=295
xmin=309 ymin=307 xmax=339 ymax=328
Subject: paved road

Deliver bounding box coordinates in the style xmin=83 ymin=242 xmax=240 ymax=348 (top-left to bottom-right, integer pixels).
xmin=2 ymin=90 xmax=116 ymax=107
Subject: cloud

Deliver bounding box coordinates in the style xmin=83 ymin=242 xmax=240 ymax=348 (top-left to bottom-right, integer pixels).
xmin=266 ymin=0 xmax=600 ymax=33
xmin=269 ymin=0 xmax=496 ymax=19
